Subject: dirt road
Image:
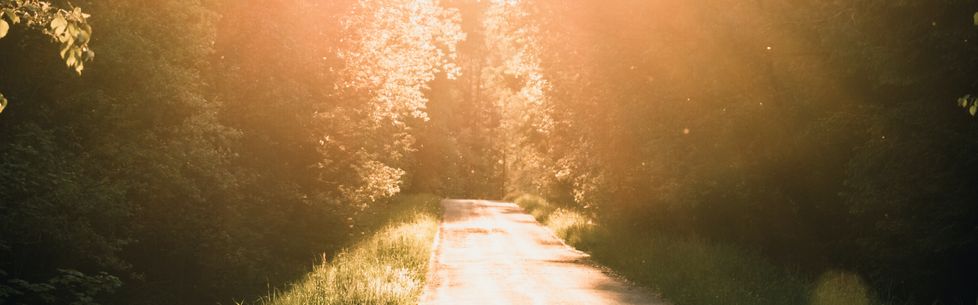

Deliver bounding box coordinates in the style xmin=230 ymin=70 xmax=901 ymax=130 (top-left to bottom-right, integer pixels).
xmin=420 ymin=199 xmax=666 ymax=305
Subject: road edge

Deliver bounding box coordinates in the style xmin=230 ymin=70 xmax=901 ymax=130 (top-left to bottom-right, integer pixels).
xmin=416 ymin=199 xmax=446 ymax=305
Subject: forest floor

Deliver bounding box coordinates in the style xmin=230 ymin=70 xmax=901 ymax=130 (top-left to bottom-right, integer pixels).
xmin=510 ymin=194 xmax=889 ymax=305
xmin=420 ymin=199 xmax=666 ymax=305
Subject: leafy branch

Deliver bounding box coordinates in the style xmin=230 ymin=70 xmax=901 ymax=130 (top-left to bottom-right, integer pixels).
xmin=0 ymin=0 xmax=94 ymax=113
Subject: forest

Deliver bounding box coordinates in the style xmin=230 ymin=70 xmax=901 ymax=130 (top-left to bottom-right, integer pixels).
xmin=0 ymin=0 xmax=977 ymax=305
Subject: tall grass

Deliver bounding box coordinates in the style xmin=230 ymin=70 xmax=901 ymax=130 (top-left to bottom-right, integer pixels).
xmin=512 ymin=193 xmax=887 ymax=305
xmin=244 ymin=194 xmax=441 ymax=305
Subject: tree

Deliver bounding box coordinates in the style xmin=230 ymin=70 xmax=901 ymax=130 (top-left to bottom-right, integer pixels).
xmin=329 ymin=0 xmax=465 ymax=203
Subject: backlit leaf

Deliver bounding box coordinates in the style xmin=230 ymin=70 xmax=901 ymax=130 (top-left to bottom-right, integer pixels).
xmin=4 ymin=9 xmax=19 ymax=24
xmin=50 ymin=15 xmax=67 ymax=35
xmin=0 ymin=20 xmax=8 ymax=38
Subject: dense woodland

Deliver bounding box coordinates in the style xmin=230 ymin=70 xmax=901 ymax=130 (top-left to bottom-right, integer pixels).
xmin=0 ymin=0 xmax=977 ymax=304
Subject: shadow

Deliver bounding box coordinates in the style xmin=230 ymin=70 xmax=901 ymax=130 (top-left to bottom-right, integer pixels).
xmin=498 ymin=206 xmax=526 ymax=214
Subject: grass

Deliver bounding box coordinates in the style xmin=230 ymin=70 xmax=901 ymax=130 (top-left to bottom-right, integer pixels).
xmin=512 ymin=193 xmax=888 ymax=305
xmin=244 ymin=193 xmax=442 ymax=305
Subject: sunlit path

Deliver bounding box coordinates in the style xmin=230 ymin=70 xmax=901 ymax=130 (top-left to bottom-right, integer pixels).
xmin=420 ymin=199 xmax=665 ymax=305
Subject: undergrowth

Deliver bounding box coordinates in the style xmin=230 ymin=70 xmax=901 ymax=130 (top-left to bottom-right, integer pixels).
xmin=242 ymin=193 xmax=442 ymax=305
xmin=512 ymin=193 xmax=890 ymax=305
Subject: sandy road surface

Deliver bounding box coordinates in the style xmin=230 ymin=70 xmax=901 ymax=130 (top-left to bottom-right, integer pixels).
xmin=420 ymin=199 xmax=666 ymax=305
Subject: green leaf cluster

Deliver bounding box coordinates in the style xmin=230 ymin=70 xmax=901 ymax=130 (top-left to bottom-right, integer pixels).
xmin=0 ymin=0 xmax=94 ymax=114
xmin=958 ymin=95 xmax=978 ymax=116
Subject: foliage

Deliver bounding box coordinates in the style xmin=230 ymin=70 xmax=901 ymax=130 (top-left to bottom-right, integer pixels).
xmin=341 ymin=159 xmax=407 ymax=207
xmin=958 ymin=94 xmax=978 ymax=116
xmin=1 ymin=0 xmax=976 ymax=304
xmin=0 ymin=0 xmax=461 ymax=304
xmin=515 ymin=194 xmax=892 ymax=305
xmin=496 ymin=1 xmax=978 ymax=304
xmin=0 ymin=269 xmax=121 ymax=305
xmin=0 ymin=0 xmax=93 ymax=113
xmin=340 ymin=0 xmax=465 ymax=125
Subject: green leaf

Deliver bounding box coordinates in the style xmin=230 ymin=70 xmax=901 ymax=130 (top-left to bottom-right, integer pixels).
xmin=59 ymin=43 xmax=70 ymax=58
xmin=65 ymin=51 xmax=77 ymax=68
xmin=0 ymin=20 xmax=8 ymax=39
xmin=4 ymin=9 xmax=20 ymax=24
xmin=50 ymin=15 xmax=67 ymax=35
xmin=76 ymin=28 xmax=89 ymax=44
xmin=973 ymin=12 xmax=978 ymax=26
xmin=970 ymin=103 xmax=977 ymax=116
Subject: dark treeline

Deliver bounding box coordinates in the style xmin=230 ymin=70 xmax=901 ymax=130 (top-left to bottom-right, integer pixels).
xmin=492 ymin=1 xmax=978 ymax=304
xmin=0 ymin=0 xmax=470 ymax=304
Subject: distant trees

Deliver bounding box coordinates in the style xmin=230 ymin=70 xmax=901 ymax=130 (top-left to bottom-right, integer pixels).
xmin=407 ymin=0 xmax=551 ymax=199
xmin=333 ymin=0 xmax=465 ymax=204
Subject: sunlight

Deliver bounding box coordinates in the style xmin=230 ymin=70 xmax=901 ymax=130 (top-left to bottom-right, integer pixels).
xmin=811 ymin=271 xmax=871 ymax=305
xmin=490 ymin=0 xmax=520 ymax=6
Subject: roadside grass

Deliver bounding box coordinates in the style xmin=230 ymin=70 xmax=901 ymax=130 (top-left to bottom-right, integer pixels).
xmin=511 ymin=193 xmax=558 ymax=222
xmin=513 ymin=193 xmax=887 ymax=305
xmin=244 ymin=193 xmax=441 ymax=305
